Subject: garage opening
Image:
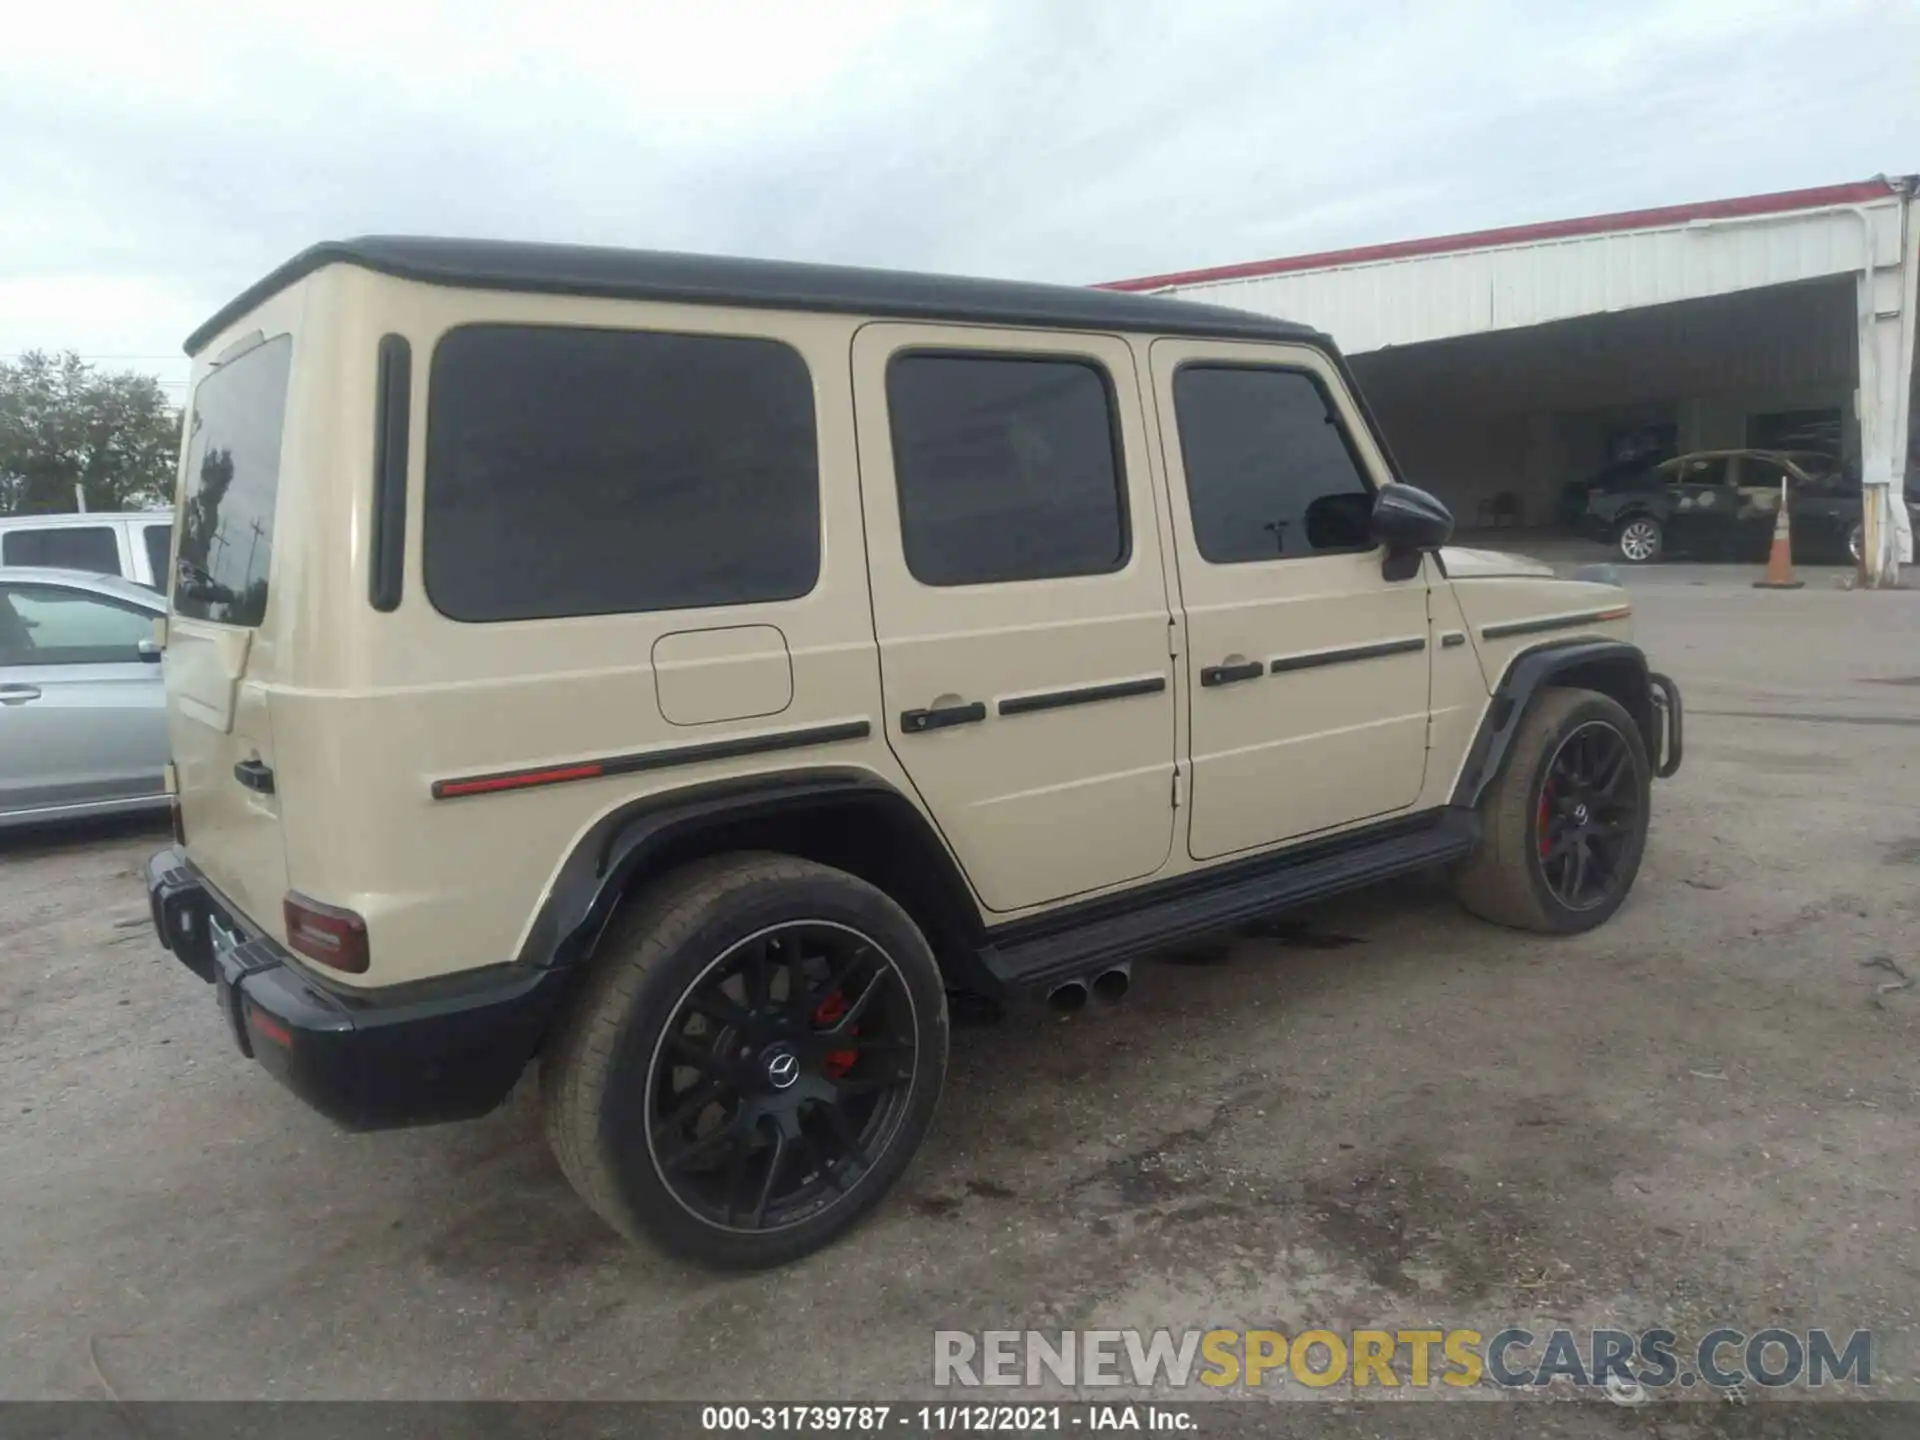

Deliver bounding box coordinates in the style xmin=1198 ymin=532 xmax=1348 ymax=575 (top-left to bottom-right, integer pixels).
xmin=1348 ymin=278 xmax=1859 ymax=545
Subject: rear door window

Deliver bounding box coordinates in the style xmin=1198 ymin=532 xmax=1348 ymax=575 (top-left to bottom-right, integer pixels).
xmin=424 ymin=324 xmax=820 ymax=622
xmin=886 ymin=353 xmax=1129 ymax=586
xmin=1 ymin=525 xmax=122 ymax=575
xmin=1668 ymin=457 xmax=1730 ymax=488
xmin=174 ymin=334 xmax=294 ymax=627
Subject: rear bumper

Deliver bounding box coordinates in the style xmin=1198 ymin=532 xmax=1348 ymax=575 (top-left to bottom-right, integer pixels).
xmin=145 ymin=848 xmax=574 ymax=1131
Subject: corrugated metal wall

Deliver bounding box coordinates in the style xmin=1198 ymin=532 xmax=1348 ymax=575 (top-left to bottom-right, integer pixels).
xmin=1154 ymin=202 xmax=1899 ymax=356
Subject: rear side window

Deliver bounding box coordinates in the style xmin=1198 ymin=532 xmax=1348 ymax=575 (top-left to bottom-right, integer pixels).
xmin=175 ymin=335 xmax=294 ymax=626
xmin=141 ymin=524 xmax=173 ymax=590
xmin=886 ymin=353 xmax=1128 ymax=587
xmin=424 ymin=325 xmax=819 ymax=622
xmin=0 ymin=583 xmax=154 ymax=666
xmin=1668 ymin=457 xmax=1730 ymax=487
xmin=1174 ymin=366 xmax=1375 ymax=563
xmin=1 ymin=525 xmax=122 ymax=575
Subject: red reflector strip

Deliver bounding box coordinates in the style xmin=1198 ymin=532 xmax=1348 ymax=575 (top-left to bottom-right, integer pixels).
xmin=430 ymin=762 xmax=605 ymax=799
xmin=1597 ymin=606 xmax=1633 ymax=621
xmin=249 ymin=1006 xmax=293 ymax=1049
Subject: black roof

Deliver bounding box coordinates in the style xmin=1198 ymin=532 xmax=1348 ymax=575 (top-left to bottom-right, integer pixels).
xmin=184 ymin=236 xmax=1326 ymax=356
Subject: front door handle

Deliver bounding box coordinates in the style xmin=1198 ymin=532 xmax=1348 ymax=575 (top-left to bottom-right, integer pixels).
xmin=0 ymin=684 xmax=42 ymax=705
xmin=1200 ymin=661 xmax=1263 ymax=688
xmin=900 ymin=700 xmax=987 ymax=733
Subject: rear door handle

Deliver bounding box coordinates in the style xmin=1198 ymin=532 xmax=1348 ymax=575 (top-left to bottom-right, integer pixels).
xmin=1200 ymin=661 xmax=1263 ymax=688
xmin=233 ymin=758 xmax=276 ymax=794
xmin=900 ymin=701 xmax=987 ymax=733
xmin=0 ymin=684 xmax=42 ymax=705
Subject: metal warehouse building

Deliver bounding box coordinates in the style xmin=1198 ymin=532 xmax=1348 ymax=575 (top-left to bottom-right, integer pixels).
xmin=1107 ymin=177 xmax=1920 ymax=577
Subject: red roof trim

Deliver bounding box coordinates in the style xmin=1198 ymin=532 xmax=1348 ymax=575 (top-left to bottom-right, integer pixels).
xmin=1100 ymin=179 xmax=1900 ymax=292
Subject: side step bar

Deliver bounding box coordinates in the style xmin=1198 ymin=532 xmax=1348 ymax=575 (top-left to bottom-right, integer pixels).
xmin=981 ymin=809 xmax=1479 ymax=992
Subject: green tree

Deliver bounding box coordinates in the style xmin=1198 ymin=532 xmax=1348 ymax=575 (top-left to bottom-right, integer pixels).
xmin=0 ymin=350 xmax=182 ymax=515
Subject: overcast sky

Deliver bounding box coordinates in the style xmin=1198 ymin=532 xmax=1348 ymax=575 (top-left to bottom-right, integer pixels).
xmin=3 ymin=0 xmax=1915 ymax=401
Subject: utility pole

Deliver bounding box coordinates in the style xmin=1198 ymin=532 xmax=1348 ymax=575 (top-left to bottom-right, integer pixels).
xmin=243 ymin=516 xmax=268 ymax=586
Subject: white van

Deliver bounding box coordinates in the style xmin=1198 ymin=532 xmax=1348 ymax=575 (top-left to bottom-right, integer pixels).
xmin=0 ymin=512 xmax=174 ymax=590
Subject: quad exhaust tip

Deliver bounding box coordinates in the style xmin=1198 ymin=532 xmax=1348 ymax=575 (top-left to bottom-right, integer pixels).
xmin=1047 ymin=980 xmax=1089 ymax=1015
xmin=1047 ymin=964 xmax=1132 ymax=1015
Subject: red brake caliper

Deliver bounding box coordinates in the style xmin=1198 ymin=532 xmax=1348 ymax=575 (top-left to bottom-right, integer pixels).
xmin=813 ymin=991 xmax=858 ymax=1079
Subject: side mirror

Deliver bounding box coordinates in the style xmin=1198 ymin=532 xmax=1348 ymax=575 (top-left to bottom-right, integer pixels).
xmin=1371 ymin=483 xmax=1454 ymax=580
xmin=137 ymin=637 xmax=163 ymax=664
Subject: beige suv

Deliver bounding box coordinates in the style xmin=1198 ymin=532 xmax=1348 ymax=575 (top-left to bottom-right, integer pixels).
xmin=145 ymin=238 xmax=1681 ymax=1268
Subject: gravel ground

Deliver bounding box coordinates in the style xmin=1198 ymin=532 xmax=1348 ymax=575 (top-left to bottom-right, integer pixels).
xmin=4 ymin=563 xmax=1917 ymax=1428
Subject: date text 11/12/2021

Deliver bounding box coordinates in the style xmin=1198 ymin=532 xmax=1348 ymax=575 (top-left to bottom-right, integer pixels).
xmin=700 ymin=1404 xmax=1199 ymax=1433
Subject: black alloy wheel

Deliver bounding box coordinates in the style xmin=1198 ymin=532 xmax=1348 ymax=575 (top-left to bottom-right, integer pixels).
xmin=1451 ymin=686 xmax=1651 ymax=934
xmin=646 ymin=921 xmax=919 ymax=1233
xmin=542 ymin=853 xmax=949 ymax=1268
xmin=1533 ymin=720 xmax=1640 ymax=912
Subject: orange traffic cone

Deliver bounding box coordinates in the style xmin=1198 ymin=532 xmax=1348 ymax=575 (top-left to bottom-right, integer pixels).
xmin=1753 ymin=478 xmax=1803 ymax=590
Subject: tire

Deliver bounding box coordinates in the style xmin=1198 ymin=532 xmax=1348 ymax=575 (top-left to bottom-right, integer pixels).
xmin=542 ymin=853 xmax=949 ymax=1269
xmin=1615 ymin=515 xmax=1663 ymax=564
xmin=1452 ymin=687 xmax=1651 ymax=934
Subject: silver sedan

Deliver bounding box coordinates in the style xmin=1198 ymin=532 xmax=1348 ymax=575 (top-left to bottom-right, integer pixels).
xmin=0 ymin=566 xmax=170 ymax=828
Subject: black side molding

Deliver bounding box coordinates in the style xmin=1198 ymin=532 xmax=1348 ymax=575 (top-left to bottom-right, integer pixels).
xmin=1481 ymin=607 xmax=1630 ymax=641
xmin=369 ymin=334 xmax=412 ymax=613
xmin=1270 ymin=636 xmax=1425 ymax=674
xmin=998 ymin=675 xmax=1166 ymax=717
xmin=431 ymin=719 xmax=871 ymax=799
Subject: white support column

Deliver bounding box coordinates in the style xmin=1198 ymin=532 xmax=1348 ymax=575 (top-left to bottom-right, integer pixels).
xmin=1858 ymin=185 xmax=1918 ymax=584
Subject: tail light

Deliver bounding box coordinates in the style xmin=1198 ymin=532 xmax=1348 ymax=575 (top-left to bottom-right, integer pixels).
xmin=283 ymin=892 xmax=370 ymax=974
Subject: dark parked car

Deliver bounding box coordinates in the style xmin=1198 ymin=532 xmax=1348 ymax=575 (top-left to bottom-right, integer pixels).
xmin=1554 ymin=454 xmax=1673 ymax=530
xmin=1577 ymin=449 xmax=1908 ymax=564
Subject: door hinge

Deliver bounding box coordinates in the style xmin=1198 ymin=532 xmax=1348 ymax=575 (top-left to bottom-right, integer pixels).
xmin=1167 ymin=617 xmax=1180 ymax=659
xmin=1171 ymin=767 xmax=1184 ymax=809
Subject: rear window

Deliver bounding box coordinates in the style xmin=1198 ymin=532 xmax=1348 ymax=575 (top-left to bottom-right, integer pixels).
xmin=1 ymin=525 xmax=122 ymax=575
xmin=174 ymin=334 xmax=294 ymax=627
xmin=423 ymin=324 xmax=820 ymax=622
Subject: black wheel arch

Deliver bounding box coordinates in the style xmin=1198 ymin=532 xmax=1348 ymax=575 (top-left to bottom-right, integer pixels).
xmin=1610 ymin=505 xmax=1664 ymax=532
xmin=516 ymin=768 xmax=994 ymax=994
xmin=1451 ymin=640 xmax=1660 ymax=810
